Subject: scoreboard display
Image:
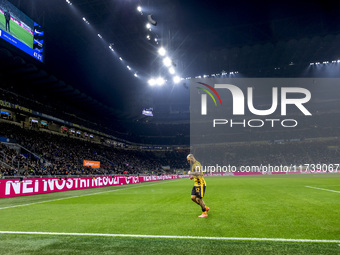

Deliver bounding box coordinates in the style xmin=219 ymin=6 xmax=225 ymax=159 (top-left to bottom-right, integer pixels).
xmin=0 ymin=0 xmax=44 ymax=62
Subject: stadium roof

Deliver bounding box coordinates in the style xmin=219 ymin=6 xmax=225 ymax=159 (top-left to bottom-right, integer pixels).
xmin=2 ymin=0 xmax=340 ymax=134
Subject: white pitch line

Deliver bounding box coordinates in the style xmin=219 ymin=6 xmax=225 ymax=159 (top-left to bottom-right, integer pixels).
xmin=0 ymin=231 xmax=339 ymax=244
xmin=0 ymin=179 xmax=180 ymax=210
xmin=305 ymin=186 xmax=340 ymax=194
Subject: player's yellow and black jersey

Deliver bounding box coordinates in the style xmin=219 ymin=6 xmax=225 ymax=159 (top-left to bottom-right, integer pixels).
xmin=191 ymin=161 xmax=206 ymax=186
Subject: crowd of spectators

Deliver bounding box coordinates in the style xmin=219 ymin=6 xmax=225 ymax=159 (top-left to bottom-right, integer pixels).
xmin=0 ymin=122 xmax=189 ymax=178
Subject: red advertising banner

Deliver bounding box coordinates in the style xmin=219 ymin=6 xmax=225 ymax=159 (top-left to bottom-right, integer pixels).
xmin=0 ymin=175 xmax=181 ymax=198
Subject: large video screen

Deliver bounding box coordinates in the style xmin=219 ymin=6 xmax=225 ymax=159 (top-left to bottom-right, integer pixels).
xmin=0 ymin=0 xmax=44 ymax=62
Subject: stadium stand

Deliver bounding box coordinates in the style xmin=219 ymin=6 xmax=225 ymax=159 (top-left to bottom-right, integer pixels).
xmin=0 ymin=121 xmax=189 ymax=178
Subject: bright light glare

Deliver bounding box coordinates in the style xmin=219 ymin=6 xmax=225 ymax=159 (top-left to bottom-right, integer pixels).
xmin=173 ymin=76 xmax=181 ymax=84
xmin=146 ymin=23 xmax=151 ymax=29
xmin=148 ymin=78 xmax=156 ymax=86
xmin=169 ymin=67 xmax=175 ymax=74
xmin=158 ymin=47 xmax=166 ymax=56
xmin=163 ymin=57 xmax=172 ymax=67
xmin=156 ymin=77 xmax=165 ymax=86
xmin=137 ymin=6 xmax=142 ymax=12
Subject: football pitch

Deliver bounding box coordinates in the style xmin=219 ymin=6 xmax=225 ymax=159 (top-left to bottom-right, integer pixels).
xmin=0 ymin=174 xmax=339 ymax=254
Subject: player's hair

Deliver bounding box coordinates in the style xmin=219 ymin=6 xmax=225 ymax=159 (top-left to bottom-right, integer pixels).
xmin=187 ymin=154 xmax=194 ymax=160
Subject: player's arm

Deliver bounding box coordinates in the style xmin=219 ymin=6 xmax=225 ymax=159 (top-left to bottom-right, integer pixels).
xmin=188 ymin=171 xmax=200 ymax=176
xmin=188 ymin=164 xmax=202 ymax=176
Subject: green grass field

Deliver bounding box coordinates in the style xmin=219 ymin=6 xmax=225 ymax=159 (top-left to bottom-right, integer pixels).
xmin=0 ymin=174 xmax=339 ymax=254
xmin=0 ymin=14 xmax=33 ymax=48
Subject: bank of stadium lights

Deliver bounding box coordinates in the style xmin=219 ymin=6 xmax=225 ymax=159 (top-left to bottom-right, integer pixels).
xmin=66 ymin=2 xmax=141 ymax=80
xmin=190 ymin=71 xmax=238 ymax=80
xmin=127 ymin=65 xmax=131 ymax=71
xmin=310 ymin=60 xmax=340 ymax=65
xmin=148 ymin=77 xmax=165 ymax=86
xmin=68 ymin=1 xmax=246 ymax=86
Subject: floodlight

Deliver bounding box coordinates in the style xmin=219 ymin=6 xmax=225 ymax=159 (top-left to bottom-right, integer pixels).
xmin=173 ymin=76 xmax=181 ymax=84
xmin=158 ymin=47 xmax=166 ymax=56
xmin=163 ymin=57 xmax=171 ymax=67
xmin=156 ymin=77 xmax=165 ymax=86
xmin=148 ymin=78 xmax=156 ymax=86
xmin=169 ymin=67 xmax=175 ymax=74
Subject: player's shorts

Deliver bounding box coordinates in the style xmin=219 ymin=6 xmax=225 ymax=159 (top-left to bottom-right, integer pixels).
xmin=191 ymin=184 xmax=206 ymax=198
